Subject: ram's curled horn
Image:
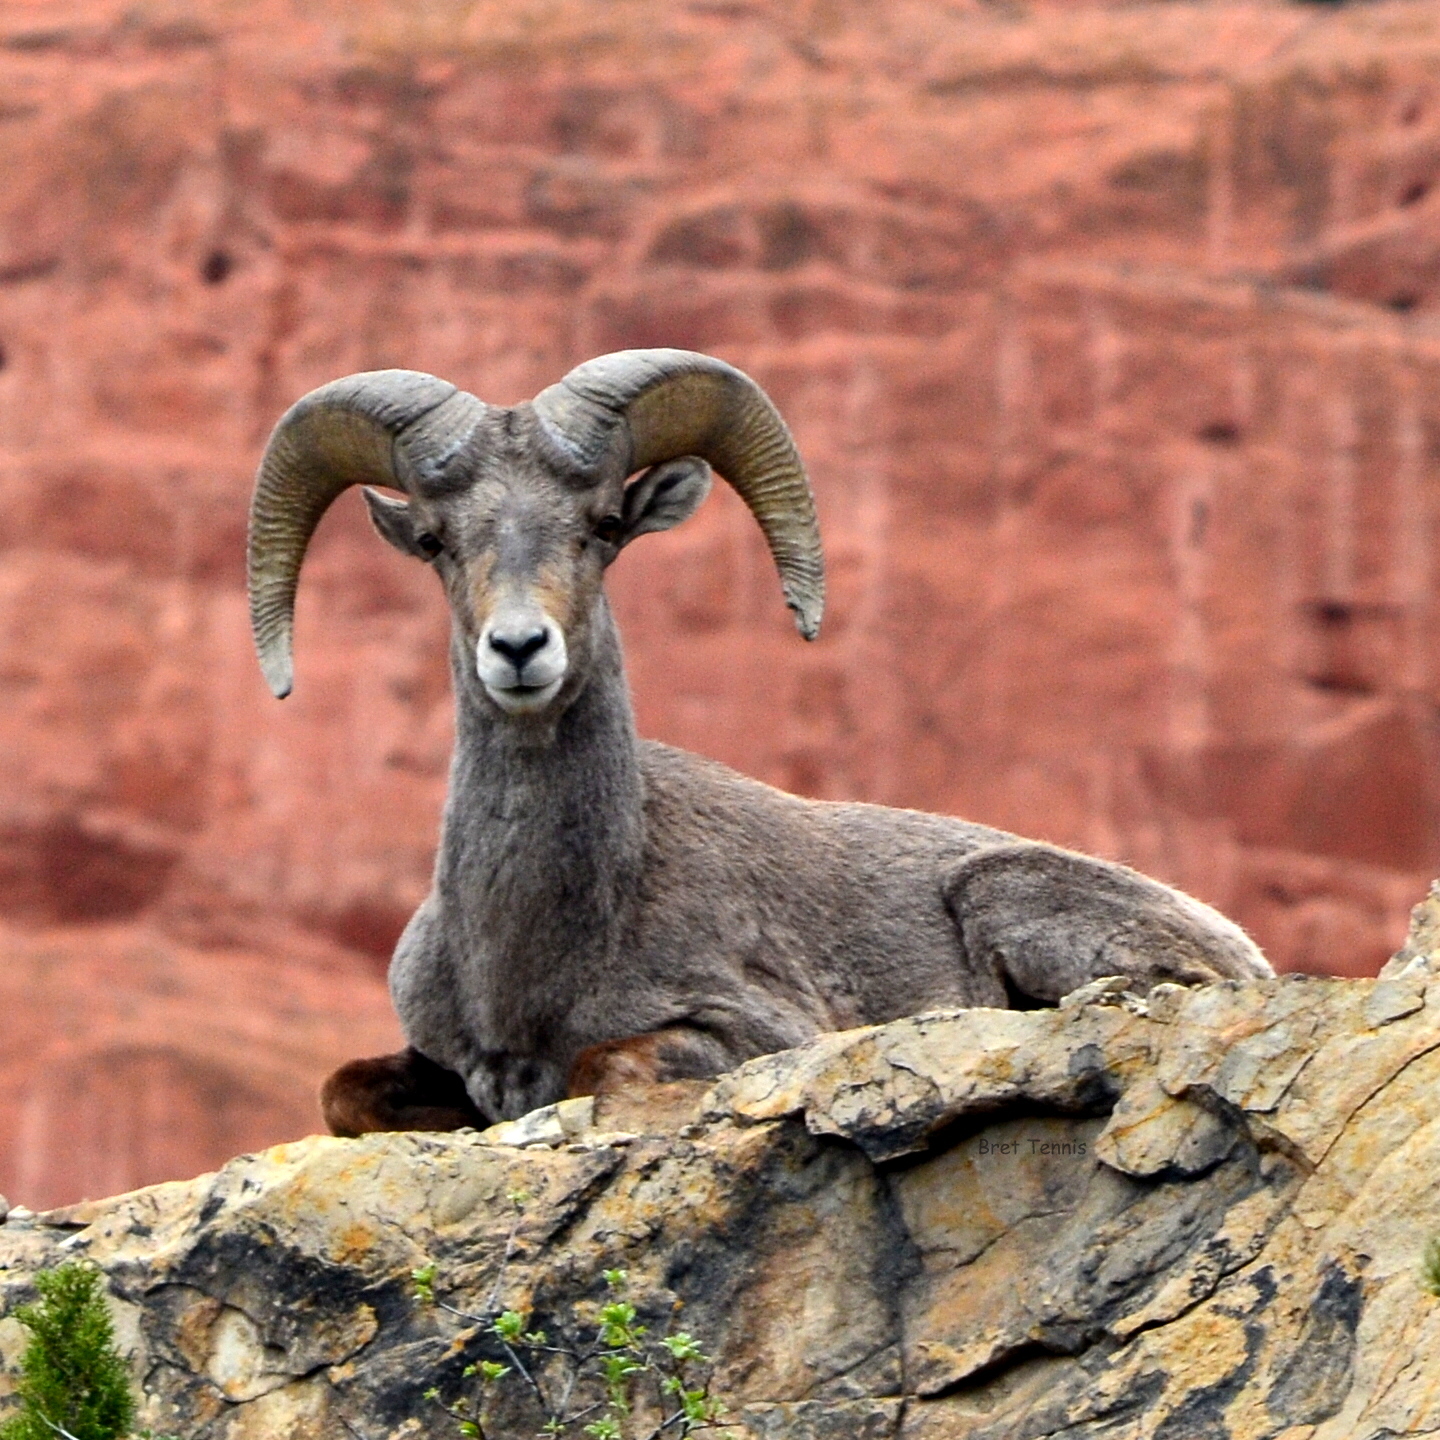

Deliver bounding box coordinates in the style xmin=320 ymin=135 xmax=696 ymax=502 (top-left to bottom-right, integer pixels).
xmin=248 ymin=369 xmax=486 ymax=699
xmin=531 ymin=348 xmax=825 ymax=640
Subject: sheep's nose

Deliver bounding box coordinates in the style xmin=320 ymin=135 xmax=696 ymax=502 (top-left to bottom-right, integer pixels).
xmin=488 ymin=626 xmax=550 ymax=667
xmin=477 ymin=613 xmax=568 ymax=709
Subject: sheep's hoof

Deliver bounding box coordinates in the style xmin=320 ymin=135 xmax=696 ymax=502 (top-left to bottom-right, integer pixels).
xmin=321 ymin=1048 xmax=486 ymax=1137
xmin=567 ymin=1027 xmax=722 ymax=1098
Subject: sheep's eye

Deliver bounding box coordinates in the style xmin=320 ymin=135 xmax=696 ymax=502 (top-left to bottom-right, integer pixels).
xmin=416 ymin=532 xmax=443 ymax=559
xmin=593 ymin=515 xmax=624 ymax=546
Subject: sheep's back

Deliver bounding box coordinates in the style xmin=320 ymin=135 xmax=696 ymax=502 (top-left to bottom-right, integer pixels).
xmin=632 ymin=741 xmax=1018 ymax=1028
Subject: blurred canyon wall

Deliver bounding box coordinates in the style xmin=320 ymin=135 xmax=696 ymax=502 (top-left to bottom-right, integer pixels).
xmin=3 ymin=0 xmax=1440 ymax=1204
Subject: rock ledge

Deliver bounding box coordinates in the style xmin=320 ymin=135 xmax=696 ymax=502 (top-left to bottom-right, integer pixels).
xmin=5 ymin=935 xmax=1440 ymax=1437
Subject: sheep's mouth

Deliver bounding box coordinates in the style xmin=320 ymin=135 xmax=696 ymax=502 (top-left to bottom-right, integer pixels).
xmin=485 ymin=677 xmax=565 ymax=714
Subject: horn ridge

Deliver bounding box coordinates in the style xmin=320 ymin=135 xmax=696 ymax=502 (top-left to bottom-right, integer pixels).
xmin=247 ymin=369 xmax=481 ymax=699
xmin=533 ymin=349 xmax=825 ymax=639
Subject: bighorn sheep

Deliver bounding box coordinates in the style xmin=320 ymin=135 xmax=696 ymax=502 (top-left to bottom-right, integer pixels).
xmin=247 ymin=348 xmax=1271 ymax=1135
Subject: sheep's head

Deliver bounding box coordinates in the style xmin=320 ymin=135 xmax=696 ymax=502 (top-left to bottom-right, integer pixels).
xmin=247 ymin=350 xmax=825 ymax=717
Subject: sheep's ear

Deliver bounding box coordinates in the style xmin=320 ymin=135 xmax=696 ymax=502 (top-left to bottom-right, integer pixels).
xmin=617 ymin=457 xmax=712 ymax=545
xmin=362 ymin=487 xmax=431 ymax=559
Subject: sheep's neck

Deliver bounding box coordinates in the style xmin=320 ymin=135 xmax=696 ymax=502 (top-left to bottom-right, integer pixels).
xmin=439 ymin=602 xmax=644 ymax=1007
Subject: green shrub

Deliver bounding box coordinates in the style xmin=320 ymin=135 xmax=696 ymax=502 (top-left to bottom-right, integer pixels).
xmin=1421 ymin=1235 xmax=1440 ymax=1297
xmin=414 ymin=1195 xmax=729 ymax=1439
xmin=0 ymin=1262 xmax=136 ymax=1440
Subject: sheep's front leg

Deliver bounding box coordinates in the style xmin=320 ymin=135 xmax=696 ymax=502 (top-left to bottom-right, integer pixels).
xmin=944 ymin=843 xmax=1270 ymax=1006
xmin=321 ymin=1047 xmax=488 ymax=1137
xmin=566 ymin=1025 xmax=734 ymax=1098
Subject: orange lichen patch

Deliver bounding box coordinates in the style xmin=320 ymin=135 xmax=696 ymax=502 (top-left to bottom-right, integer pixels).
xmin=445 ymin=1327 xmax=481 ymax=1360
xmin=591 ymin=1079 xmax=709 ymax=1135
xmin=170 ymin=1293 xmax=224 ymax=1373
xmin=334 ymin=1220 xmax=381 ymax=1264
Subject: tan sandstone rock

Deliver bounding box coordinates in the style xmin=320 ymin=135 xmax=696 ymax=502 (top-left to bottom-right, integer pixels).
xmin=5 ymin=942 xmax=1440 ymax=1437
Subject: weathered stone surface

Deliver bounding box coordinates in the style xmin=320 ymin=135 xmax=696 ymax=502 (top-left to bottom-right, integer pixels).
xmin=706 ymin=1006 xmax=1146 ymax=1163
xmin=6 ymin=956 xmax=1440 ymax=1437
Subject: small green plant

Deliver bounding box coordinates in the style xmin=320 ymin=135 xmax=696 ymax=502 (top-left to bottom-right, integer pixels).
xmin=0 ymin=1261 xmax=137 ymax=1440
xmin=414 ymin=1197 xmax=728 ymax=1439
xmin=1421 ymin=1235 xmax=1440 ymax=1296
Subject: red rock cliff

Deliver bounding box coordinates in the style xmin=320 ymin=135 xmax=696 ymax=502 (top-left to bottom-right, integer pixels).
xmin=3 ymin=0 xmax=1439 ymax=1205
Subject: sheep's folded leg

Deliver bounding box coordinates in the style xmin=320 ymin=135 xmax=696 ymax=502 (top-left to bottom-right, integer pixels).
xmin=567 ymin=1025 xmax=732 ymax=1098
xmin=943 ymin=842 xmax=1269 ymax=1006
xmin=321 ymin=1047 xmax=487 ymax=1137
